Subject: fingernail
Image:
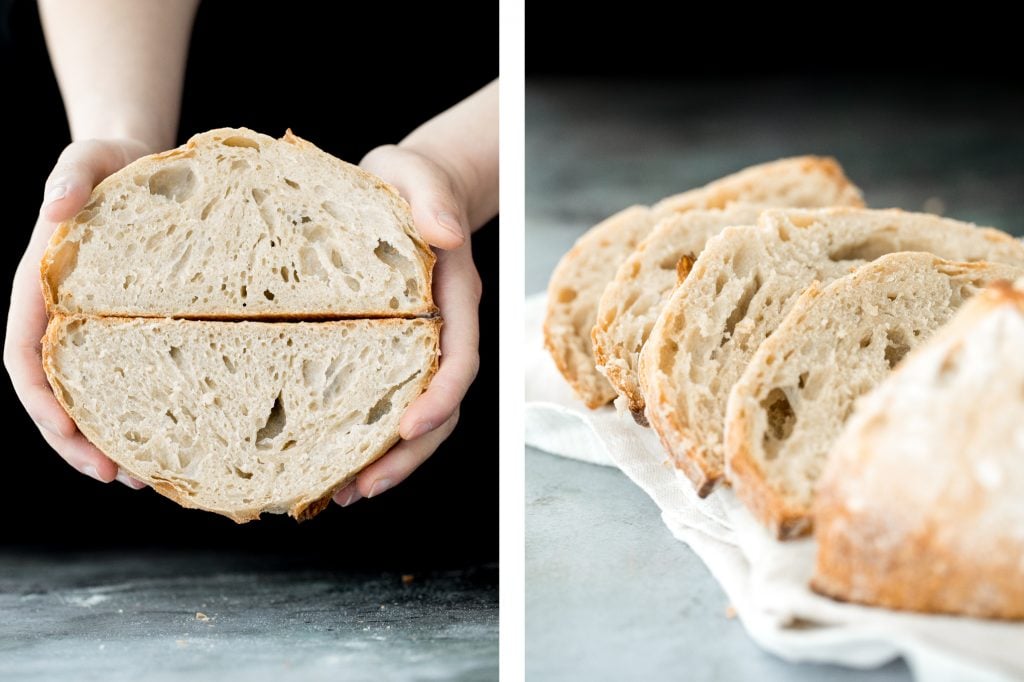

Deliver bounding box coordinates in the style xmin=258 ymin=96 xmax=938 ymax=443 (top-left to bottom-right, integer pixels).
xmin=436 ymin=212 xmax=465 ymax=240
xmin=367 ymin=478 xmax=393 ymax=498
xmin=116 ymin=472 xmax=146 ymax=490
xmin=44 ymin=183 xmax=68 ymax=207
xmin=406 ymin=421 xmax=433 ymax=440
xmin=81 ymin=465 xmax=105 ymax=483
xmin=341 ymin=489 xmax=361 ymax=507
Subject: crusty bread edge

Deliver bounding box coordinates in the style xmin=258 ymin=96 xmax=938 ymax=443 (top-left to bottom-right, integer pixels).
xmin=543 ymin=205 xmax=650 ymax=409
xmin=41 ymin=314 xmax=441 ymax=524
xmin=41 ymin=127 xmax=438 ymax=319
xmin=810 ymin=277 xmax=1024 ymax=619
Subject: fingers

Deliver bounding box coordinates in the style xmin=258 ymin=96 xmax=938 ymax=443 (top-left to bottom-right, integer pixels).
xmin=36 ymin=426 xmax=119 ymax=483
xmin=400 ymin=247 xmax=481 ymax=440
xmin=331 ymin=481 xmax=362 ymax=508
xmin=41 ymin=139 xmax=147 ymax=222
xmin=360 ymin=145 xmax=467 ymax=250
xmin=357 ymin=409 xmax=460 ymax=500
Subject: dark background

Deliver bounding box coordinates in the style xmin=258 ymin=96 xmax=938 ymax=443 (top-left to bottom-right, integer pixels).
xmin=0 ymin=1 xmax=497 ymax=569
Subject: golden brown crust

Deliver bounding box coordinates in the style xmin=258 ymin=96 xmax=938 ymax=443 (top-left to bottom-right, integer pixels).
xmin=41 ymin=314 xmax=441 ymax=524
xmin=812 ymin=500 xmax=1024 ymax=619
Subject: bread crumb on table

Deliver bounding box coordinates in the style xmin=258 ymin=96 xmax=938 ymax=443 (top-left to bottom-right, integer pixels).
xmin=401 ymin=574 xmax=415 ymax=585
xmin=725 ymin=604 xmax=737 ymax=619
xmin=195 ymin=612 xmax=209 ymax=621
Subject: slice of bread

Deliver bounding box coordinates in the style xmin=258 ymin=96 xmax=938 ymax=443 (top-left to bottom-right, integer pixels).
xmin=811 ymin=278 xmax=1024 ymax=619
xmin=43 ymin=316 xmax=440 ymax=522
xmin=639 ymin=208 xmax=1024 ymax=497
xmin=544 ymin=157 xmax=864 ymax=408
xmin=41 ymin=128 xmax=435 ymax=318
xmin=725 ymin=254 xmax=1022 ymax=539
xmin=593 ymin=204 xmax=766 ymax=424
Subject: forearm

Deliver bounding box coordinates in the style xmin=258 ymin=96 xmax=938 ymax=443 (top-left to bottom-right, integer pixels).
xmin=400 ymin=80 xmax=498 ymax=231
xmin=39 ymin=0 xmax=199 ymax=151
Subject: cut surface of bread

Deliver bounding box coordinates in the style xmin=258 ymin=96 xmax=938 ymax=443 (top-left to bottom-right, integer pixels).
xmin=43 ymin=316 xmax=439 ymax=522
xmin=640 ymin=208 xmax=1024 ymax=497
xmin=812 ymin=279 xmax=1024 ymax=619
xmin=594 ymin=205 xmax=778 ymax=424
xmin=42 ymin=128 xmax=435 ymax=318
xmin=725 ymin=254 xmax=1022 ymax=539
xmin=544 ymin=157 xmax=864 ymax=408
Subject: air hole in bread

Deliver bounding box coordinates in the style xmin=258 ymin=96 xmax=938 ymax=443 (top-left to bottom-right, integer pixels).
xmin=658 ymin=255 xmax=678 ymax=270
xmin=284 ymin=178 xmax=300 ymax=190
xmin=168 ymin=346 xmax=185 ymax=371
xmin=388 ymin=297 xmax=399 ymax=310
xmin=222 ymin=355 xmax=236 ymax=373
xmin=714 ymin=272 xmax=728 ymax=296
xmin=166 ymin=410 xmax=178 ymax=424
xmin=230 ymin=160 xmax=249 ymax=172
xmin=373 ymin=240 xmax=417 ymax=287
xmin=797 ymin=372 xmax=808 ymax=389
xmin=282 ymin=439 xmax=297 ymax=451
xmin=232 ymin=466 xmax=253 ymax=480
xmin=787 ymin=213 xmax=816 ymax=229
xmin=329 ymin=250 xmax=343 ymax=270
xmin=723 ymin=278 xmax=758 ymax=343
xmin=884 ymin=329 xmax=910 ymax=369
xmin=761 ymin=388 xmax=796 ymax=460
xmin=148 ymin=165 xmax=196 ymax=202
xmin=251 ymin=188 xmax=267 ymax=205
xmin=280 ymin=267 xmax=290 ymax=283
xmin=859 ymin=334 xmax=872 ymax=348
xmin=777 ymin=226 xmax=791 ymax=242
xmin=200 ymin=198 xmax=218 ymax=220
xmin=321 ymin=200 xmax=342 ymax=220
xmin=51 ymin=378 xmax=74 ymax=408
xmin=255 ymin=392 xmax=287 ymax=448
xmin=221 ymin=136 xmax=260 ymax=150
xmin=556 ymin=287 xmax=576 ymax=304
xmin=263 ymin=289 xmax=275 ymax=301
xmin=299 ymin=246 xmax=327 ymax=280
xmin=828 ymin=236 xmax=898 ymax=263
xmin=240 ymin=285 xmax=247 ymax=299
xmin=123 ymin=431 xmax=148 ymax=445
xmin=345 ymin=276 xmax=360 ymax=292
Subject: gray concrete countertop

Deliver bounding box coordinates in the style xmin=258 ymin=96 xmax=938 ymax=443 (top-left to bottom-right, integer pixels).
xmin=525 ymin=78 xmax=1022 ymax=680
xmin=0 ymin=551 xmax=497 ymax=682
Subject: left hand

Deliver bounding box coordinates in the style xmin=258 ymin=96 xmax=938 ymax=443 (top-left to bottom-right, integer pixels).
xmin=332 ymin=145 xmax=482 ymax=507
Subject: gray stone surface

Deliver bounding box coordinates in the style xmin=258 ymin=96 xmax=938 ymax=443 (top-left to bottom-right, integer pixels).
xmin=522 ymin=78 xmax=1024 ymax=679
xmin=526 ymin=450 xmax=909 ymax=681
xmin=0 ymin=552 xmax=497 ymax=682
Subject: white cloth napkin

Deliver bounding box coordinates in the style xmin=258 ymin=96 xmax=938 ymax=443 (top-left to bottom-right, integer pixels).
xmin=525 ymin=293 xmax=1023 ymax=682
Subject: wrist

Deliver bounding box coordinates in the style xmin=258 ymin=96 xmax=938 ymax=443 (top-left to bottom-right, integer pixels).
xmin=68 ymin=100 xmax=176 ymax=153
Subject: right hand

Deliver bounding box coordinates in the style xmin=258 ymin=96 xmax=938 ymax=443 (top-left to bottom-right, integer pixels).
xmin=4 ymin=138 xmax=155 ymax=489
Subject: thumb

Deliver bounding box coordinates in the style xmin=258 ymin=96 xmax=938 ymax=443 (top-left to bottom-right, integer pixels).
xmin=41 ymin=140 xmax=148 ymax=223
xmin=361 ymin=146 xmax=467 ymax=251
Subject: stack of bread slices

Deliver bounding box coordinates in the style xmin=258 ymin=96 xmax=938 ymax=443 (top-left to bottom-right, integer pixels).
xmin=545 ymin=158 xmax=1024 ymax=618
xmin=42 ymin=128 xmax=440 ymax=523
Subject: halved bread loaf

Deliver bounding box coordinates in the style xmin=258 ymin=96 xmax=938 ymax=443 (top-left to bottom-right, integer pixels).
xmin=593 ymin=204 xmax=766 ymax=424
xmin=812 ymin=279 xmax=1024 ymax=619
xmin=725 ymin=254 xmax=1022 ymax=539
xmin=639 ymin=208 xmax=1024 ymax=497
xmin=544 ymin=157 xmax=864 ymax=408
xmin=41 ymin=128 xmax=435 ymax=318
xmin=43 ymin=316 xmax=439 ymax=522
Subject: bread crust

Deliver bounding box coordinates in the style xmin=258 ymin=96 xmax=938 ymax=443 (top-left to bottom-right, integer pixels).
xmin=810 ymin=278 xmax=1024 ymax=619
xmin=41 ymin=314 xmax=440 ymax=524
xmin=40 ymin=127 xmax=437 ymax=319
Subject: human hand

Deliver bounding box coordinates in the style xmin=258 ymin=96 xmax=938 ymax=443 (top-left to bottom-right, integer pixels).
xmin=332 ymin=144 xmax=483 ymax=507
xmin=4 ymin=138 xmax=154 ymax=489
